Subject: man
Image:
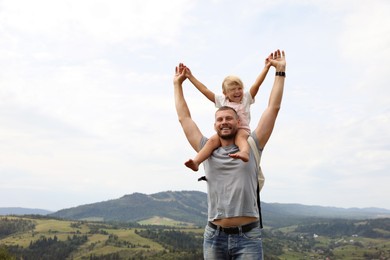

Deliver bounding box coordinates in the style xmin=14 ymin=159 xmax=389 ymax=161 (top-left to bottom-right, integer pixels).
xmin=174 ymin=50 xmax=286 ymax=259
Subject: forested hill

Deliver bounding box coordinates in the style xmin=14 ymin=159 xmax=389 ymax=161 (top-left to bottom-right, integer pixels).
xmin=50 ymin=191 xmax=208 ymax=226
xmin=48 ymin=191 xmax=390 ymax=227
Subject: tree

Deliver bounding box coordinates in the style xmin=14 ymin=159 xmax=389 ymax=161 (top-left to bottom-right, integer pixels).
xmin=0 ymin=246 xmax=16 ymax=260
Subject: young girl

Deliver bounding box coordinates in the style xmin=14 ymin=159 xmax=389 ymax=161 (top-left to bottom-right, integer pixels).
xmin=184 ymin=54 xmax=272 ymax=171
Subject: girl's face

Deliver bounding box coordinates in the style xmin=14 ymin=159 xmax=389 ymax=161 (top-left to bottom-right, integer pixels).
xmin=224 ymin=84 xmax=243 ymax=103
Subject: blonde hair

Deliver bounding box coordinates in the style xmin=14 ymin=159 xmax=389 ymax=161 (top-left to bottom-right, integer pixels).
xmin=221 ymin=75 xmax=244 ymax=94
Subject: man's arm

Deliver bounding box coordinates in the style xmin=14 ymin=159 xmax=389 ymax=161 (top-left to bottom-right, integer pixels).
xmin=174 ymin=63 xmax=204 ymax=152
xmin=185 ymin=67 xmax=216 ymax=103
xmin=249 ymin=53 xmax=272 ymax=99
xmin=254 ymin=50 xmax=286 ymax=149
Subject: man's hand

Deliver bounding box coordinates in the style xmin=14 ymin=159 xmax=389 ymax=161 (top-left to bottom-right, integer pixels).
xmin=173 ymin=63 xmax=187 ymax=85
xmin=269 ymin=49 xmax=286 ymax=72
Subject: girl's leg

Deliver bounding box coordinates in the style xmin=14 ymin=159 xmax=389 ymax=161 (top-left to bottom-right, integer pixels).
xmin=185 ymin=134 xmax=221 ymax=171
xmin=229 ymin=129 xmax=250 ymax=162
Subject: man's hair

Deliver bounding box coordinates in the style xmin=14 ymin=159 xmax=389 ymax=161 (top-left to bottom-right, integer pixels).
xmin=216 ymin=106 xmax=239 ymax=119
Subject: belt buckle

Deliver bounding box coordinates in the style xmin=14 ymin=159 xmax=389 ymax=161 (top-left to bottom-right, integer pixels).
xmin=222 ymin=226 xmax=239 ymax=234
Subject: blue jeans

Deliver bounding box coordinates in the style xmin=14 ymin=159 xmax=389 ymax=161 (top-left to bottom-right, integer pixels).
xmin=203 ymin=223 xmax=263 ymax=259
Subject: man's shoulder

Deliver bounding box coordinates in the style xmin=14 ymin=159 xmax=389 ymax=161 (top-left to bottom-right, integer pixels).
xmin=249 ymin=133 xmax=263 ymax=152
xmin=200 ymin=136 xmax=208 ymax=148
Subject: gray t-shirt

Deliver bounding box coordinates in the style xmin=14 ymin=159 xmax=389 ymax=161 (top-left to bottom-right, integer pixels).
xmin=201 ymin=133 xmax=262 ymax=221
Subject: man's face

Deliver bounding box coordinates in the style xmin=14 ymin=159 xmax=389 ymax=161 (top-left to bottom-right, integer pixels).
xmin=214 ymin=109 xmax=240 ymax=139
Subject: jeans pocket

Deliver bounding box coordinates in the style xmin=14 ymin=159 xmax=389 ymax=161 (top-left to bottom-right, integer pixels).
xmin=204 ymin=225 xmax=218 ymax=240
xmin=242 ymin=227 xmax=262 ymax=240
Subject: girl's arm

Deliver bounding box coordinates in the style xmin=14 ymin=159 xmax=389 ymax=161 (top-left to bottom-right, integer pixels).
xmin=249 ymin=53 xmax=273 ymax=99
xmin=185 ymin=67 xmax=216 ymax=103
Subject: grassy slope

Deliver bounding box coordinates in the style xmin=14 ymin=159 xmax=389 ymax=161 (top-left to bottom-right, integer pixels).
xmin=1 ymin=216 xmax=389 ymax=259
xmin=276 ymin=231 xmax=390 ymax=259
xmin=0 ymin=216 xmax=165 ymax=259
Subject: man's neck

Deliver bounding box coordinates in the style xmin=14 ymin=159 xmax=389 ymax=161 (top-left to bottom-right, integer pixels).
xmin=220 ymin=138 xmax=235 ymax=147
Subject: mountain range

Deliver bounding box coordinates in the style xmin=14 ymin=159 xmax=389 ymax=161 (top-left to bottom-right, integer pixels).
xmin=0 ymin=207 xmax=53 ymax=215
xmin=50 ymin=191 xmax=390 ymax=227
xmin=2 ymin=191 xmax=389 ymax=228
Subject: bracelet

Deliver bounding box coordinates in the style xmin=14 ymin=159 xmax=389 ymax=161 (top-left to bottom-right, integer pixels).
xmin=275 ymin=71 xmax=286 ymax=77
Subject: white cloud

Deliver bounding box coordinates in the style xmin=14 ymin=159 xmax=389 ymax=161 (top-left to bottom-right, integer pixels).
xmin=0 ymin=0 xmax=389 ymax=210
xmin=0 ymin=0 xmax=192 ymax=43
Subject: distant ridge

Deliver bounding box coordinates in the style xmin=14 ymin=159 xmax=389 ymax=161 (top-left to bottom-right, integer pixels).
xmin=50 ymin=190 xmax=208 ymax=226
xmin=0 ymin=207 xmax=53 ymax=216
xmin=48 ymin=191 xmax=390 ymax=227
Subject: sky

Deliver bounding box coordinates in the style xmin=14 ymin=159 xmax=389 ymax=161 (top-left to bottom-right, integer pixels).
xmin=0 ymin=0 xmax=389 ymax=212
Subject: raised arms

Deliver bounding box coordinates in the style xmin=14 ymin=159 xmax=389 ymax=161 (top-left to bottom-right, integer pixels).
xmin=174 ymin=49 xmax=286 ymax=152
xmin=254 ymin=50 xmax=286 ymax=149
xmin=184 ymin=67 xmax=216 ymax=103
xmin=249 ymin=53 xmax=273 ymax=99
xmin=174 ymin=63 xmax=203 ymax=152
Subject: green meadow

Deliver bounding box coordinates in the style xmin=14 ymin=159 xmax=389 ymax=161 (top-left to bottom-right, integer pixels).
xmin=1 ymin=216 xmax=389 ymax=259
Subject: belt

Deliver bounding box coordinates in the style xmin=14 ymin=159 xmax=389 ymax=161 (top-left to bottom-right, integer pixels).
xmin=207 ymin=221 xmax=259 ymax=234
